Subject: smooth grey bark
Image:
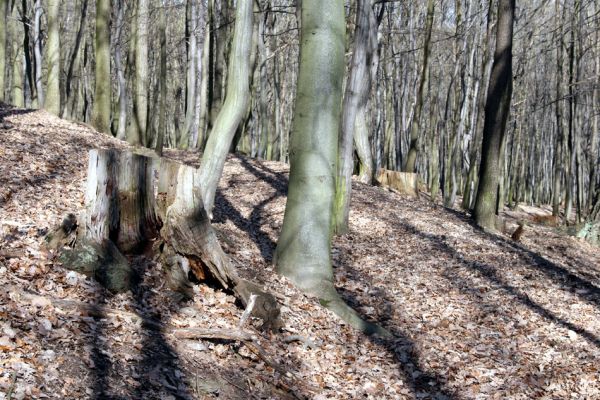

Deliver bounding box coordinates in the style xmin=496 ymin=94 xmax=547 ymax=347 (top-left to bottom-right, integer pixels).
xmin=91 ymin=0 xmax=111 ymax=133
xmin=180 ymin=0 xmax=198 ymax=149
xmin=333 ymin=0 xmax=378 ymax=235
xmin=0 ymin=0 xmax=5 ymax=102
xmin=10 ymin=0 xmax=24 ymax=107
xmin=135 ymin=0 xmax=149 ymax=145
xmin=552 ymin=0 xmax=564 ymax=217
xmin=64 ymin=0 xmax=87 ymax=119
xmin=473 ymin=0 xmax=515 ymax=229
xmin=114 ymin=0 xmax=127 ymax=140
xmin=45 ymin=0 xmax=60 ymax=114
xmin=33 ymin=0 xmax=44 ymax=107
xmin=198 ymin=0 xmax=253 ymax=213
xmin=155 ymin=2 xmax=167 ymax=156
xmin=274 ymin=0 xmax=388 ymax=336
xmin=403 ymin=0 xmax=434 ymax=173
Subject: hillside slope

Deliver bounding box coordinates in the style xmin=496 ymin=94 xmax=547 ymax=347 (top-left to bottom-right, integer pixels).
xmin=1 ymin=103 xmax=599 ymax=399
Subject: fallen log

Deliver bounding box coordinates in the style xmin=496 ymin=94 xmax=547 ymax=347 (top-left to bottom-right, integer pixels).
xmin=375 ymin=169 xmax=419 ymax=198
xmin=45 ymin=149 xmax=280 ymax=329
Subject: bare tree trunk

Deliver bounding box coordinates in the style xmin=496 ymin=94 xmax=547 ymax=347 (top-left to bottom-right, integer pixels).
xmin=332 ymin=0 xmax=378 ymax=235
xmin=10 ymin=0 xmax=24 ymax=107
xmin=180 ymin=0 xmax=198 ymax=149
xmin=114 ymin=0 xmax=127 ymax=140
xmin=403 ymin=0 xmax=434 ymax=173
xmin=0 ymin=0 xmax=5 ymax=102
xmin=91 ymin=0 xmax=111 ymax=133
xmin=45 ymin=0 xmax=60 ymax=114
xmin=64 ymin=0 xmax=88 ymax=119
xmin=33 ymin=0 xmax=44 ymax=107
xmin=135 ymin=0 xmax=149 ymax=145
xmin=473 ymin=0 xmax=515 ymax=230
xmin=198 ymin=0 xmax=253 ymax=213
xmin=155 ymin=1 xmax=167 ymax=156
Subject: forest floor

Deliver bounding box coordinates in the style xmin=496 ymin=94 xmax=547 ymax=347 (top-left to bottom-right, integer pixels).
xmin=1 ymin=102 xmax=599 ymax=400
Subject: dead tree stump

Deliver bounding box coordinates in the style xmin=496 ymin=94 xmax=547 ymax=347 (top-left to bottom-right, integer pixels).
xmin=46 ymin=149 xmax=280 ymax=328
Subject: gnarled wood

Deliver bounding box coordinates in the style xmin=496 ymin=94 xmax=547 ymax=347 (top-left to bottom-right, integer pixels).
xmin=47 ymin=149 xmax=280 ymax=328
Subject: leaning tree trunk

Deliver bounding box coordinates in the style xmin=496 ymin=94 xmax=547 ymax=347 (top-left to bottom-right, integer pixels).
xmin=46 ymin=149 xmax=279 ymax=328
xmin=198 ymin=0 xmax=253 ymax=214
xmin=333 ymin=0 xmax=378 ymax=235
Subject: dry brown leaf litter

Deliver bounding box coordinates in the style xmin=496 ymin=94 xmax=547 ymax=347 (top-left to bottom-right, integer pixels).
xmin=0 ymin=103 xmax=599 ymax=399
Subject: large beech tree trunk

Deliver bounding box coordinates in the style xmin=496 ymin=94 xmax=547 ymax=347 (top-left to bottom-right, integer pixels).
xmin=274 ymin=0 xmax=388 ymax=337
xmin=47 ymin=149 xmax=279 ymax=328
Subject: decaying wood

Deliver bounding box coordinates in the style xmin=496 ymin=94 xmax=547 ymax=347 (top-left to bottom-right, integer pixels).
xmin=376 ymin=169 xmax=419 ymax=198
xmin=172 ymin=328 xmax=255 ymax=342
xmin=46 ymin=149 xmax=280 ymax=328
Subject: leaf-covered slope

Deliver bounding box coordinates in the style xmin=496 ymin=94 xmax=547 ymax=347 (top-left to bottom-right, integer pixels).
xmin=1 ymin=103 xmax=599 ymax=399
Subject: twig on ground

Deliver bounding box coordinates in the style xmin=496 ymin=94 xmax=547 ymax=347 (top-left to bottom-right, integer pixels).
xmin=239 ymin=293 xmax=257 ymax=328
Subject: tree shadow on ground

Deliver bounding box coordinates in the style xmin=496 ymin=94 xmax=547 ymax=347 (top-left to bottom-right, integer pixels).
xmin=213 ymin=156 xmax=287 ymax=263
xmin=396 ymin=220 xmax=600 ymax=349
xmin=85 ymin=257 xmax=193 ymax=399
xmin=335 ymin=252 xmax=457 ymax=400
xmin=0 ymin=103 xmax=35 ymax=122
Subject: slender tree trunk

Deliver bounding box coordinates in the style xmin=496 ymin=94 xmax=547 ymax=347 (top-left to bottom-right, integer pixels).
xmin=198 ymin=0 xmax=253 ymax=213
xmin=91 ymin=0 xmax=111 ymax=133
xmin=155 ymin=1 xmax=167 ymax=157
xmin=45 ymin=0 xmax=60 ymax=114
xmin=21 ymin=0 xmax=34 ymax=108
xmin=64 ymin=0 xmax=87 ymax=118
xmin=180 ymin=0 xmax=198 ymax=149
xmin=10 ymin=1 xmax=24 ymax=107
xmin=113 ymin=0 xmax=127 ymax=139
xmin=196 ymin=9 xmax=210 ymax=150
xmin=403 ymin=0 xmax=434 ymax=173
xmin=33 ymin=0 xmax=43 ymax=108
xmin=332 ymin=0 xmax=378 ymax=235
xmin=473 ymin=0 xmax=515 ymax=230
xmin=552 ymin=0 xmax=565 ymax=217
xmin=0 ymin=0 xmax=5 ymax=102
xmin=463 ymin=0 xmax=494 ymax=210
xmin=588 ymin=39 xmax=599 ymax=215
xmin=134 ymin=0 xmax=149 ymax=145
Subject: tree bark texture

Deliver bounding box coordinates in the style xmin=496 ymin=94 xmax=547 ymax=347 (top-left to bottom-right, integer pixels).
xmin=274 ymin=0 xmax=388 ymax=336
xmin=0 ymin=0 xmax=5 ymax=102
xmin=45 ymin=0 xmax=60 ymax=114
xmin=91 ymin=0 xmax=111 ymax=133
xmin=198 ymin=0 xmax=253 ymax=213
xmin=403 ymin=0 xmax=434 ymax=173
xmin=47 ymin=149 xmax=279 ymax=328
xmin=333 ymin=0 xmax=378 ymax=235
xmin=473 ymin=0 xmax=515 ymax=230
